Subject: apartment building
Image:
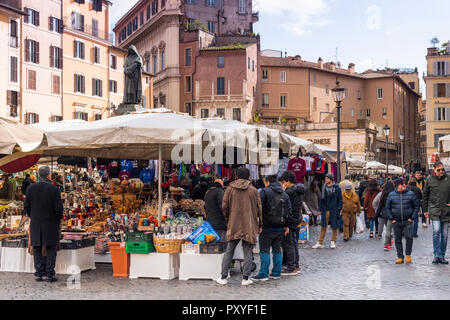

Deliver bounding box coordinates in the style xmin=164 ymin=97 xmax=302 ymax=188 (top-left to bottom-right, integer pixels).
xmin=0 ymin=0 xmax=25 ymax=121
xmin=423 ymin=45 xmax=450 ymax=168
xmin=259 ymin=56 xmax=421 ymax=169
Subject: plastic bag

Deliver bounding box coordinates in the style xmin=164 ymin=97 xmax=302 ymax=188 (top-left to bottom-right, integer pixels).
xmin=355 ymin=214 xmax=364 ymax=234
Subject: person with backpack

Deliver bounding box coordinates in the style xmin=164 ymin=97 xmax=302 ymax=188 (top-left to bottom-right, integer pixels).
xmin=385 ymin=178 xmax=420 ymax=264
xmin=312 ymin=173 xmax=343 ymax=249
xmin=279 ymin=170 xmax=304 ymax=275
xmin=374 ymin=181 xmax=395 ymax=251
xmin=204 ymin=177 xmax=226 ymax=243
xmin=251 ymin=175 xmax=291 ymax=282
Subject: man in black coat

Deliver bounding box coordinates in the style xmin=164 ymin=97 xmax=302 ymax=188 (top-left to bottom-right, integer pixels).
xmin=24 ymin=166 xmax=63 ymax=282
xmin=21 ymin=174 xmax=32 ymax=195
xmin=204 ymin=178 xmax=227 ymax=243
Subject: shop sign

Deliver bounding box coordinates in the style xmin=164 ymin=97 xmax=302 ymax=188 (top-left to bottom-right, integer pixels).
xmin=307 ymin=138 xmax=331 ymax=145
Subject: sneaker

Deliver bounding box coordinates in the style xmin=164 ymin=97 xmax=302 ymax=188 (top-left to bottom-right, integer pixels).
xmin=387 ymin=245 xmax=392 ymax=251
xmin=250 ymin=274 xmax=268 ymax=282
xmin=439 ymin=258 xmax=449 ymax=265
xmin=242 ymin=279 xmax=254 ymax=286
xmin=312 ymin=242 xmax=324 ymax=249
xmin=390 ymin=240 xmax=394 ymax=246
xmin=422 ymin=223 xmax=427 ymax=228
xmin=215 ymin=277 xmax=228 ymax=285
xmin=269 ymin=274 xmax=281 ymax=280
xmin=383 ymin=245 xmax=389 ymax=251
xmin=343 ymin=237 xmax=348 ymax=242
xmin=369 ymin=232 xmax=374 ymax=239
xmin=432 ymin=257 xmax=441 ymax=264
xmin=281 ymin=268 xmax=298 ymax=276
xmin=330 ymin=241 xmax=336 ymax=249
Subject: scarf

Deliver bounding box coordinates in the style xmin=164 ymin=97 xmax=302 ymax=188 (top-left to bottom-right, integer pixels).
xmin=343 ymin=191 xmax=352 ymax=200
xmin=322 ymin=184 xmax=334 ymax=200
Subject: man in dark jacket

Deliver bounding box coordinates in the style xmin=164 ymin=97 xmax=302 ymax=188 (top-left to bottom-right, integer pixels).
xmin=313 ymin=173 xmax=343 ymax=249
xmin=0 ymin=174 xmax=14 ymax=200
xmin=407 ymin=178 xmax=422 ymax=238
xmin=204 ymin=178 xmax=226 ymax=243
xmin=252 ymin=175 xmax=291 ymax=282
xmin=192 ymin=177 xmax=209 ymax=200
xmin=24 ymin=166 xmax=63 ymax=282
xmin=385 ymin=178 xmax=420 ymax=264
xmin=279 ymin=170 xmax=304 ymax=275
xmin=422 ymin=161 xmax=450 ymax=264
xmin=358 ymin=174 xmax=369 ymax=228
xmin=21 ymin=174 xmax=32 ymax=195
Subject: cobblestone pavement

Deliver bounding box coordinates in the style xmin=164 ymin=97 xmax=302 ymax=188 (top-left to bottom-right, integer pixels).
xmin=0 ymin=223 xmax=448 ymax=300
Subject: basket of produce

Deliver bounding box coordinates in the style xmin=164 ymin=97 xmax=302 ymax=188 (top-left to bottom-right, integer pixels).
xmin=153 ymin=237 xmax=185 ymax=254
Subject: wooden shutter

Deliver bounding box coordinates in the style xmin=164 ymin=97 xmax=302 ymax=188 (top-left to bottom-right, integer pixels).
xmin=434 ymin=62 xmax=438 ymax=76
xmin=82 ymin=75 xmax=85 ymax=93
xmin=6 ymin=90 xmax=11 ymax=106
xmin=49 ymin=16 xmax=53 ymax=31
xmin=81 ymin=43 xmax=85 ymax=59
xmin=25 ymin=39 xmax=30 ymax=62
xmin=71 ymin=12 xmax=76 ymax=28
xmin=32 ymin=70 xmax=36 ymax=90
xmin=58 ymin=47 xmax=63 ymax=69
xmin=74 ymin=74 xmax=77 ymax=92
xmin=35 ymin=41 xmax=39 ymax=64
xmin=434 ymin=108 xmax=439 ymax=121
xmin=24 ymin=8 xmax=29 ymax=24
xmin=80 ymin=14 xmax=84 ymax=32
xmin=25 ymin=113 xmax=29 ymax=124
xmin=447 ymin=83 xmax=450 ymax=97
xmin=446 ymin=61 xmax=450 ymax=76
xmin=434 ymin=84 xmax=437 ymax=97
xmin=99 ymin=80 xmax=103 ymax=97
xmin=17 ymin=91 xmax=21 ymax=107
xmin=35 ymin=11 xmax=40 ymax=26
xmin=58 ymin=19 xmax=63 ymax=33
xmin=92 ymin=78 xmax=95 ymax=96
xmin=49 ymin=46 xmax=54 ymax=68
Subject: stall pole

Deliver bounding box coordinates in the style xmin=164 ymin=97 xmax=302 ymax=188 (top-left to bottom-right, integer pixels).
xmin=158 ymin=144 xmax=162 ymax=226
xmin=62 ymin=165 xmax=66 ymax=191
xmin=51 ymin=156 xmax=54 ymax=172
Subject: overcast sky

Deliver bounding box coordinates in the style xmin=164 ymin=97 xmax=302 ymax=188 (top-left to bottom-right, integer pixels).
xmin=110 ymin=0 xmax=450 ymax=98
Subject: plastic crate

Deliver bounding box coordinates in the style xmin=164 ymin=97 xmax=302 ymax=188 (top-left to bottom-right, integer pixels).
xmin=60 ymin=237 xmax=96 ymax=250
xmin=124 ymin=232 xmax=153 ymax=242
xmin=1 ymin=238 xmax=28 ymax=248
xmin=125 ymin=241 xmax=155 ymax=254
xmin=199 ymin=242 xmax=226 ymax=254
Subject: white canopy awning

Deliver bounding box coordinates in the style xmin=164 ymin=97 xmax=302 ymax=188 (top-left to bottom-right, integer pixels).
xmin=0 ymin=117 xmax=43 ymax=155
xmin=365 ymin=161 xmax=387 ymax=170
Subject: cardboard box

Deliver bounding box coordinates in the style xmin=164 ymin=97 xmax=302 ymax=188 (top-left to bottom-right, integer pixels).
xmin=182 ymin=243 xmax=200 ymax=254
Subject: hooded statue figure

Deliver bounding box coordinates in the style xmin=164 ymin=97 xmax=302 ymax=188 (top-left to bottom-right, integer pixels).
xmin=123 ymin=45 xmax=143 ymax=104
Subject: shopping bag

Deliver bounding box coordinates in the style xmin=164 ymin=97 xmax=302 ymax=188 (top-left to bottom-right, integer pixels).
xmin=355 ymin=214 xmax=364 ymax=234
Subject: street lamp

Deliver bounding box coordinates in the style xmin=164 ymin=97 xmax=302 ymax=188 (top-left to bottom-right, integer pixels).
xmin=383 ymin=124 xmax=390 ymax=175
xmin=399 ymin=132 xmax=404 ymax=175
xmin=331 ymin=78 xmax=346 ymax=182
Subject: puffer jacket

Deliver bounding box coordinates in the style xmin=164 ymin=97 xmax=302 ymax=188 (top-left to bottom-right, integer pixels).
xmin=422 ymin=173 xmax=450 ymax=222
xmin=385 ymin=189 xmax=420 ymax=221
xmin=284 ymin=183 xmax=305 ymax=229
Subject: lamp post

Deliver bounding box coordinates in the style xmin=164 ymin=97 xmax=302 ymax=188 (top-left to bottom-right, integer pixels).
xmin=384 ymin=124 xmax=390 ymax=176
xmin=399 ymin=132 xmax=404 ymax=176
xmin=331 ymin=79 xmax=346 ymax=182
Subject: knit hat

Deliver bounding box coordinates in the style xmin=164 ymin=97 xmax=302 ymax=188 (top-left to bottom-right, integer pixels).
xmin=393 ymin=178 xmax=404 ymax=188
xmin=345 ymin=184 xmax=352 ymax=190
xmin=325 ymin=173 xmax=334 ymax=181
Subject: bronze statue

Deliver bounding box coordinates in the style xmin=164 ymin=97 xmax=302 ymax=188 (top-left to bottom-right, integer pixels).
xmin=123 ymin=45 xmax=143 ymax=105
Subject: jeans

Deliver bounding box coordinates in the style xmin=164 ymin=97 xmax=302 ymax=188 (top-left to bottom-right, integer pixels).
xmin=258 ymin=229 xmax=284 ymax=278
xmin=369 ymin=218 xmax=375 ymax=233
xmin=33 ymin=245 xmax=57 ymax=278
xmin=431 ymin=220 xmax=449 ymax=259
xmin=221 ymin=239 xmax=254 ymax=280
xmin=281 ymin=228 xmax=297 ymax=270
xmin=413 ymin=217 xmax=419 ymax=236
xmin=392 ymin=220 xmax=414 ymax=258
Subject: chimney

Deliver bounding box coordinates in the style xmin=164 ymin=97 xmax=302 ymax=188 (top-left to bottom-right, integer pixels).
xmin=293 ymin=55 xmax=301 ymax=61
xmin=318 ymin=57 xmax=323 ymax=69
xmin=329 ymin=61 xmax=336 ymax=71
xmin=427 ymin=47 xmax=438 ymax=56
xmin=348 ymin=63 xmax=355 ymax=74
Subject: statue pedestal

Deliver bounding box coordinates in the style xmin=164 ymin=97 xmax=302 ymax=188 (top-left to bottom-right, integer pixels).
xmin=113 ymin=103 xmax=144 ymax=116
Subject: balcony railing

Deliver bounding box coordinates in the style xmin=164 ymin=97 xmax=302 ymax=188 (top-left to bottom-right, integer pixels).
xmin=64 ymin=19 xmax=110 ymax=42
xmin=9 ymin=36 xmax=18 ymax=48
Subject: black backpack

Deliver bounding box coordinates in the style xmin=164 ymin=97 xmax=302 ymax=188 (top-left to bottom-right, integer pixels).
xmin=265 ymin=189 xmax=288 ymax=228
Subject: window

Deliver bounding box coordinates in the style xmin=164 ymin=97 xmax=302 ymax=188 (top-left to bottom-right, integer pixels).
xmin=435 ymin=83 xmax=448 ymax=97
xmin=71 ymin=12 xmax=84 ymax=31
xmin=207 ymin=21 xmax=215 ymax=33
xmin=92 ymin=78 xmax=103 ymax=97
xmin=127 ymin=23 xmax=132 ymax=36
xmin=140 ymin=11 xmax=144 ymax=26
xmin=377 ymin=88 xmax=383 ymax=99
xmin=185 ymin=48 xmax=191 ymax=66
xmin=52 ymin=75 xmax=60 ymax=94
xmin=74 ymin=111 xmax=88 ymax=121
xmin=7 ymin=90 xmax=18 ymax=107
xmin=357 ymin=90 xmax=361 ymax=100
xmin=92 ymin=19 xmax=98 ymax=37
xmin=201 ymin=109 xmax=209 ymax=118
xmin=280 ymin=95 xmax=287 ymax=108
xmin=360 ymin=109 xmax=363 ymax=117
xmin=25 ymin=8 xmax=40 ymax=27
xmin=132 ymin=17 xmax=138 ymax=31
xmin=313 ymin=97 xmax=317 ymax=111
xmin=146 ymin=61 xmax=150 ymax=72
xmin=74 ymin=74 xmax=85 ymax=93
xmin=233 ymin=108 xmax=241 ymax=121
xmin=185 ymin=103 xmax=192 ymax=115
xmin=366 ymin=109 xmax=371 ymax=117
xmin=121 ymin=28 xmax=126 ymax=42
xmin=434 ymin=61 xmax=448 ymax=76
xmin=409 ymin=82 xmax=415 ymax=90
xmin=186 ymin=76 xmax=191 ymax=92
xmin=313 ymin=74 xmax=316 ymax=83
xmin=110 ymin=55 xmax=117 ymax=69
xmin=325 ymin=103 xmax=329 ymax=112
xmin=217 ymin=56 xmax=224 ymax=68
xmin=206 ymin=0 xmax=217 ymax=7
xmin=161 ymin=0 xmax=166 ymax=8
xmin=351 ymin=108 xmax=355 ymax=117
xmin=74 ymin=41 xmax=85 ymax=59
xmin=95 ymin=114 xmax=102 ymax=121
xmin=262 ymin=69 xmax=268 ymax=81
xmin=280 ymin=71 xmax=286 ymax=83
xmin=27 ymin=70 xmax=36 ymax=90
xmin=216 ymin=108 xmax=225 ymax=118
xmin=253 ymin=86 xmax=255 ymax=97
xmin=252 ymin=60 xmax=254 ymax=72
xmin=109 ymin=80 xmax=117 ymax=93
xmin=434 ymin=107 xmax=449 ymax=121
xmin=325 ymin=85 xmax=329 ymax=94
xmin=147 ymin=5 xmax=150 ymax=20
xmin=93 ymin=46 xmax=100 ymax=64
xmin=238 ymin=0 xmax=246 ymax=14
xmin=25 ymin=113 xmax=39 ymax=124
xmin=154 ymin=96 xmax=158 ymax=108
xmin=217 ymin=77 xmax=225 ymax=95
xmin=25 ymin=39 xmax=39 ymax=64
xmin=248 ymin=57 xmax=250 ymax=69
xmin=377 ymin=126 xmax=382 ymax=137
xmin=262 ymin=94 xmax=269 ymax=108
xmin=152 ymin=0 xmax=159 ymax=15
xmin=93 ymin=0 xmax=103 ymax=12
xmin=382 ymin=108 xmax=387 ymax=119
xmin=50 ymin=46 xmax=62 ymax=69
xmin=49 ymin=17 xmax=62 ymax=33
xmin=153 ymin=55 xmax=157 ymax=73
xmin=10 ymin=20 xmax=18 ymax=47
xmin=344 ymin=89 xmax=348 ymax=98
xmin=10 ymin=56 xmax=18 ymax=83
xmin=161 ymin=51 xmax=165 ymax=70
